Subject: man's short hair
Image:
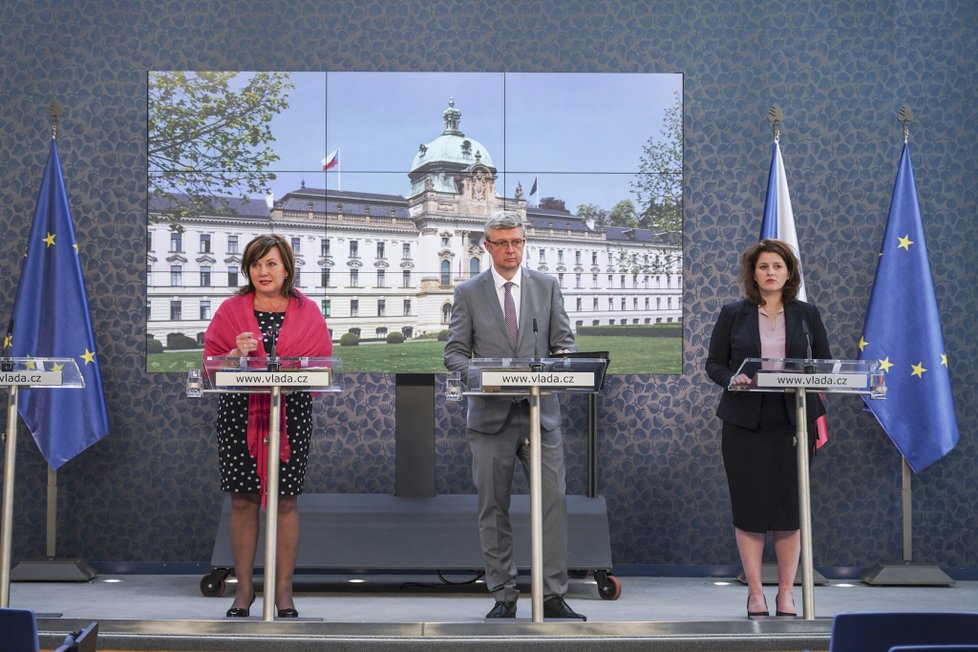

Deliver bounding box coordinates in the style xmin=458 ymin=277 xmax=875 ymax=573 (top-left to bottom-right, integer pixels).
xmin=484 ymin=211 xmax=525 ymax=240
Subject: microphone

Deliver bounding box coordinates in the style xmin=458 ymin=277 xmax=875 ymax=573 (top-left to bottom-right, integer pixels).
xmin=530 ymin=318 xmax=543 ymax=371
xmin=801 ymin=318 xmax=815 ymax=373
xmin=266 ymin=323 xmax=280 ymax=371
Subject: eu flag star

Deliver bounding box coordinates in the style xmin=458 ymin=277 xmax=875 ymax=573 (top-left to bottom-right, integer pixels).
xmin=897 ymin=234 xmax=913 ymax=251
xmin=2 ymin=333 xmax=11 ymax=349
xmin=81 ymin=348 xmax=96 ymax=364
xmin=941 ymin=353 xmax=948 ymax=366
xmin=911 ymin=362 xmax=926 ymax=378
xmin=879 ymin=357 xmax=893 ymax=373
xmin=43 ymin=232 xmax=56 ymax=247
xmin=858 ymin=336 xmax=868 ymax=352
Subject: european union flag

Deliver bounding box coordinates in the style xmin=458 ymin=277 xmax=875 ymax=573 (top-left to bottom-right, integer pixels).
xmin=857 ymin=143 xmax=959 ymax=472
xmin=5 ymin=139 xmax=110 ymax=469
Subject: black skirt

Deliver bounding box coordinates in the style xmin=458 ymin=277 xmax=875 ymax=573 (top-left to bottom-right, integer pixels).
xmin=721 ymin=393 xmax=813 ymax=533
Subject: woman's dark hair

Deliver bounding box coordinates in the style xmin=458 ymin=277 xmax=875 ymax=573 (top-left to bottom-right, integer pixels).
xmin=238 ymin=234 xmax=299 ymax=301
xmin=739 ymin=238 xmax=802 ymax=305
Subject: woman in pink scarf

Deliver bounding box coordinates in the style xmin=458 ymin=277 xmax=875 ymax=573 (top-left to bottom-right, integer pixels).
xmin=203 ymin=234 xmax=332 ymax=619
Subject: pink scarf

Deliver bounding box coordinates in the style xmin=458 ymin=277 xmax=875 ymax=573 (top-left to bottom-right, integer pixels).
xmin=204 ymin=290 xmax=332 ymax=504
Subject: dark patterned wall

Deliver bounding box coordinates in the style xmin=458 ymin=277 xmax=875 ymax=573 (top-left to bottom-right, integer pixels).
xmin=1 ymin=0 xmax=976 ymax=571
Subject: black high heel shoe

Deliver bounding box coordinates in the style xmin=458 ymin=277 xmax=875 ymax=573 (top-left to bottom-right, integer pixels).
xmin=226 ymin=591 xmax=256 ymax=618
xmin=277 ymin=607 xmax=299 ymax=618
xmin=747 ymin=595 xmax=769 ymax=619
xmin=775 ymin=593 xmax=797 ymax=617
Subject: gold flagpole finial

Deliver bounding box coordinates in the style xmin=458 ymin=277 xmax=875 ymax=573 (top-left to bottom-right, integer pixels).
xmin=47 ymin=100 xmax=65 ymax=140
xmin=898 ymin=105 xmax=914 ymax=144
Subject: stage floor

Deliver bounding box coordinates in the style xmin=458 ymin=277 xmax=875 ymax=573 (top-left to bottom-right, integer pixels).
xmin=11 ymin=573 xmax=977 ymax=651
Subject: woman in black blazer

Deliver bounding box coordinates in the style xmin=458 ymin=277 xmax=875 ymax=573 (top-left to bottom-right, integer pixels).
xmin=706 ymin=239 xmax=831 ymax=619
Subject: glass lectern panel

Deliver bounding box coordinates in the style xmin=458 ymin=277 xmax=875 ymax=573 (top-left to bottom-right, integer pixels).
xmin=730 ymin=357 xmax=885 ymax=398
xmin=467 ymin=357 xmax=607 ymax=394
xmin=197 ymin=356 xmax=343 ymax=394
xmin=0 ymin=357 xmax=85 ymax=388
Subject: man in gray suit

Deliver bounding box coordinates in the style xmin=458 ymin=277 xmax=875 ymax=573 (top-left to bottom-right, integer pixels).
xmin=444 ymin=211 xmax=585 ymax=620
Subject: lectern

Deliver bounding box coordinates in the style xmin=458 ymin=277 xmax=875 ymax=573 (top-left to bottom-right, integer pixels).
xmin=0 ymin=357 xmax=84 ymax=608
xmin=190 ymin=355 xmax=342 ymax=622
xmin=464 ymin=356 xmax=608 ymax=623
xmin=730 ymin=357 xmax=885 ymax=620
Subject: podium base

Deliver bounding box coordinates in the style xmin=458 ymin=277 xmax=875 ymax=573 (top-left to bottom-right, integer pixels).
xmin=737 ymin=563 xmax=827 ymax=586
xmin=862 ymin=562 xmax=955 ymax=587
xmin=10 ymin=558 xmax=97 ymax=582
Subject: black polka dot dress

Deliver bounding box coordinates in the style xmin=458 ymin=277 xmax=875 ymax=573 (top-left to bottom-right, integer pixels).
xmin=216 ymin=310 xmax=313 ymax=496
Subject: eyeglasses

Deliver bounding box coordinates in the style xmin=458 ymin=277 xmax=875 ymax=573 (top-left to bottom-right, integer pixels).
xmin=486 ymin=238 xmax=526 ymax=249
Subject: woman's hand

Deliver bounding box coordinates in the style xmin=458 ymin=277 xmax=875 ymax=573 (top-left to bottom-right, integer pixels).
xmin=729 ymin=373 xmax=752 ymax=386
xmin=234 ymin=332 xmax=260 ymax=356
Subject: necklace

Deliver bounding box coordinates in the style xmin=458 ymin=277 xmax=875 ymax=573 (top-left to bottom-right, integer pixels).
xmin=256 ymin=295 xmax=289 ymax=312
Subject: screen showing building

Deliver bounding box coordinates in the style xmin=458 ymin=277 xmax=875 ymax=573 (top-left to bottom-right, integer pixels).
xmin=147 ymin=72 xmax=683 ymax=373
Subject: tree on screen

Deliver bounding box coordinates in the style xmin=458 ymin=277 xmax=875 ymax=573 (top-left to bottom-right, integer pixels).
xmin=630 ymin=90 xmax=682 ymax=234
xmin=148 ymin=71 xmax=293 ymax=230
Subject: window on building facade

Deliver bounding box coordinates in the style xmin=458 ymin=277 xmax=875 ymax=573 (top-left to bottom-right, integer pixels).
xmin=469 ymin=257 xmax=479 ymax=278
xmin=378 ymin=299 xmax=386 ymax=317
xmin=402 ymin=270 xmax=411 ymax=287
xmin=291 ymin=237 xmax=301 ymax=254
xmin=146 ymin=300 xmax=151 ymax=320
xmin=402 ymin=242 xmax=411 ymax=258
xmin=592 ymin=274 xmax=598 ymax=288
xmin=403 ymin=299 xmax=411 ymax=315
xmin=538 ymin=249 xmax=546 ymax=264
xmin=350 ymin=299 xmax=359 ymax=317
xmin=376 ymin=327 xmax=387 ymax=337
xmin=377 ymin=269 xmax=386 ymax=287
xmin=147 ymin=232 xmax=153 ymax=251
xmin=576 ymin=298 xmax=582 ymax=311
xmin=321 ymin=238 xmax=329 ymax=257
xmin=293 ymin=268 xmax=300 ymax=287
xmin=607 ymin=298 xmax=614 ymax=310
xmin=376 ymin=242 xmax=385 ymax=259
xmin=321 ymin=268 xmax=330 ymax=287
xmin=575 ymin=250 xmax=581 ymax=265
xmin=575 ymin=273 xmax=582 ymax=288
xmin=170 ymin=300 xmax=181 ymax=320
xmin=170 ymin=265 xmax=182 ymax=286
xmin=228 ymin=268 xmax=238 ymax=287
xmin=350 ymin=269 xmax=359 ymax=287
xmin=200 ymin=265 xmax=211 ymax=287
xmin=593 ymin=297 xmax=599 ymax=311
xmin=441 ymin=235 xmax=449 ymax=247
xmin=147 ymin=268 xmax=153 ymax=287
xmin=200 ymin=233 xmax=210 ymax=253
xmin=633 ymin=297 xmax=638 ymax=310
xmin=592 ymin=252 xmax=598 ymax=265
xmin=199 ymin=299 xmax=211 ymax=320
xmin=170 ymin=232 xmax=182 ymax=252
xmin=227 ymin=235 xmax=238 ymax=254
xmin=558 ymin=273 xmax=564 ymax=287
xmin=621 ymin=298 xmax=626 ymax=310
xmin=349 ymin=240 xmax=359 ymax=258
xmin=558 ymin=249 xmax=564 ymax=263
xmin=440 ymin=260 xmax=450 ymax=286
xmin=321 ymin=299 xmax=331 ymax=317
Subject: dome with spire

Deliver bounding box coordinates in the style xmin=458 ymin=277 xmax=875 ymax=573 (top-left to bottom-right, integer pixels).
xmin=408 ymin=98 xmax=495 ymax=196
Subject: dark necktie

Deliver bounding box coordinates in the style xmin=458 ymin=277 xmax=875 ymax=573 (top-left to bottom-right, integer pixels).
xmin=503 ymin=281 xmax=518 ymax=347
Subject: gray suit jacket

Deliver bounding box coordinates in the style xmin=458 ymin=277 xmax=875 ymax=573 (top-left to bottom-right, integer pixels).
xmin=444 ymin=267 xmax=575 ymax=434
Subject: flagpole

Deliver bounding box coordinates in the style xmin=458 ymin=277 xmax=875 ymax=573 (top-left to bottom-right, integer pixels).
xmin=861 ymin=106 xmax=954 ymax=587
xmin=337 ymin=146 xmax=341 ymax=192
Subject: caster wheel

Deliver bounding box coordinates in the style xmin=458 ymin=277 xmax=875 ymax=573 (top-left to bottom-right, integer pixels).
xmin=200 ymin=569 xmax=230 ymax=597
xmin=595 ymin=571 xmax=622 ymax=601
